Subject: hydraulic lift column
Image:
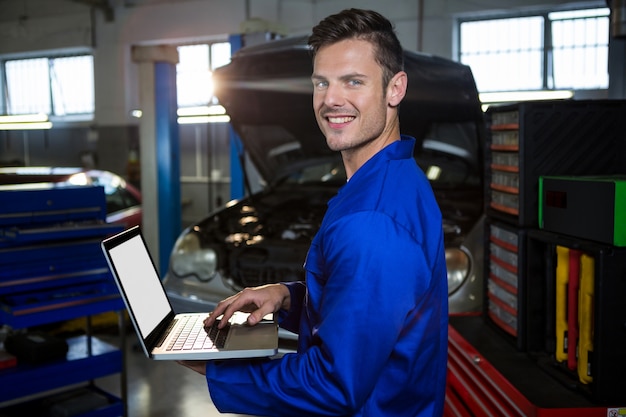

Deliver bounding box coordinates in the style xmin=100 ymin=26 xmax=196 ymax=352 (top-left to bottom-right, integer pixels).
xmin=132 ymin=45 xmax=182 ymax=275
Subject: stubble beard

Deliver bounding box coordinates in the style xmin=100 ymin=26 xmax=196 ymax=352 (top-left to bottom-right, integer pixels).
xmin=319 ymin=105 xmax=388 ymax=155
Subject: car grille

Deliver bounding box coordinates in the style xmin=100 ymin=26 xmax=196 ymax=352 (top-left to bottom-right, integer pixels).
xmin=232 ymin=246 xmax=305 ymax=288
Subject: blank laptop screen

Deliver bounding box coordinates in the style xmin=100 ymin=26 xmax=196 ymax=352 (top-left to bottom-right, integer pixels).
xmin=108 ymin=233 xmax=171 ymax=338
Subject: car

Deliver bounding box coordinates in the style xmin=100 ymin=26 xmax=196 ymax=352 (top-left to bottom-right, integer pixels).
xmin=0 ymin=167 xmax=142 ymax=230
xmin=163 ymin=35 xmax=486 ymax=327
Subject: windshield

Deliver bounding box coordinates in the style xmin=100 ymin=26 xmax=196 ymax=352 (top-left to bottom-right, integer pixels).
xmin=417 ymin=121 xmax=482 ymax=188
xmin=281 ymin=159 xmax=346 ymax=186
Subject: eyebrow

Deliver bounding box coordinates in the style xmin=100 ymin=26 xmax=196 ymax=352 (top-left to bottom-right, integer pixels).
xmin=311 ymin=72 xmax=368 ymax=82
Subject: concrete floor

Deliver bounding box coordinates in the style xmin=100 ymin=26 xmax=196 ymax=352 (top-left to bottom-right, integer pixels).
xmin=3 ymin=315 xmax=291 ymax=416
xmin=95 ymin=324 xmax=268 ymax=417
xmin=97 ymin=331 xmax=260 ymax=417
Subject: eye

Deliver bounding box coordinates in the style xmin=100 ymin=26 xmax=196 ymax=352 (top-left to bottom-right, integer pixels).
xmin=313 ymin=80 xmax=328 ymax=89
xmin=348 ymin=79 xmax=363 ymax=86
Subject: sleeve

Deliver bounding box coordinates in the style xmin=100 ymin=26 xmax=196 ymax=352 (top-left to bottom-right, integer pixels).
xmin=205 ymin=211 xmax=429 ymax=416
xmin=277 ymin=280 xmax=306 ymax=334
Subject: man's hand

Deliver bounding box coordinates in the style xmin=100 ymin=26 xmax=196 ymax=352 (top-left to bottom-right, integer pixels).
xmin=176 ymin=360 xmax=207 ymax=375
xmin=204 ymin=283 xmax=291 ymax=329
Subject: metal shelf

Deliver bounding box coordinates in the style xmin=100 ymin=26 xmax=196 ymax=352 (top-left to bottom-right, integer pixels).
xmin=0 ymin=184 xmax=127 ymax=416
xmin=0 ymin=283 xmax=124 ymax=329
xmin=0 ymin=335 xmax=122 ymax=403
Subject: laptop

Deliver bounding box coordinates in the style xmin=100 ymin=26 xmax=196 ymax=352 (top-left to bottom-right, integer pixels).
xmin=101 ymin=225 xmax=278 ymax=360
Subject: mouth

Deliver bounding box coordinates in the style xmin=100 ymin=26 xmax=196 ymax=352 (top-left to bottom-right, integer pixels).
xmin=323 ymin=113 xmax=356 ymax=128
xmin=327 ymin=116 xmax=355 ymax=124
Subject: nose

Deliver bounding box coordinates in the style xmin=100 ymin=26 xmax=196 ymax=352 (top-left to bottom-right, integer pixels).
xmin=321 ymin=83 xmax=344 ymax=107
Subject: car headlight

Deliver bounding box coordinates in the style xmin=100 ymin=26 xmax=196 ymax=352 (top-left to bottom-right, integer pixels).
xmin=170 ymin=231 xmax=218 ymax=282
xmin=446 ymin=247 xmax=470 ymax=295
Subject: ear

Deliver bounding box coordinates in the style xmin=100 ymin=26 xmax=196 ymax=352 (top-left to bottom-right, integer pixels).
xmin=387 ymin=71 xmax=408 ymax=107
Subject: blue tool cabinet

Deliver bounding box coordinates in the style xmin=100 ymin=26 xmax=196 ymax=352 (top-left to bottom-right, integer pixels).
xmin=0 ymin=184 xmax=128 ymax=417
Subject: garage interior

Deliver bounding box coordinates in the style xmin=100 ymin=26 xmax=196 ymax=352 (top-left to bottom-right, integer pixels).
xmin=1 ymin=0 xmax=625 ymax=416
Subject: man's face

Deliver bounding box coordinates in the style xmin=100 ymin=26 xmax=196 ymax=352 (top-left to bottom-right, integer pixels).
xmin=311 ymin=38 xmax=394 ymax=155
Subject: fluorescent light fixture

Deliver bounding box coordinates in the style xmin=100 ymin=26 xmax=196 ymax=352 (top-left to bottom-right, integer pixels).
xmin=177 ymin=105 xmax=226 ymax=117
xmin=480 ymin=90 xmax=574 ymax=104
xmin=132 ymin=106 xmax=227 ymax=120
xmin=177 ymin=115 xmax=231 ymax=124
xmin=0 ymin=113 xmax=52 ymax=130
xmin=0 ymin=122 xmax=53 ymax=130
xmin=0 ymin=113 xmax=49 ymax=123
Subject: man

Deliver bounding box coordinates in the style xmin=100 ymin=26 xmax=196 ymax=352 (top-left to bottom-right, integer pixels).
xmin=179 ymin=8 xmax=448 ymax=416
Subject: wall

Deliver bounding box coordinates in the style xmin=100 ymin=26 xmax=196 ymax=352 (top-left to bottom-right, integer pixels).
xmin=0 ymin=0 xmax=607 ymax=126
xmin=0 ymin=0 xmax=616 ymax=224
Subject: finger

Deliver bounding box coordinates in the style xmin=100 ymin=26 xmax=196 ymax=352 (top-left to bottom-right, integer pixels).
xmin=247 ymin=303 xmax=274 ymax=325
xmin=219 ymin=294 xmax=253 ymax=328
xmin=203 ymin=309 xmax=220 ymax=327
xmin=204 ymin=293 xmax=240 ymax=326
xmin=176 ymin=360 xmax=207 ymax=375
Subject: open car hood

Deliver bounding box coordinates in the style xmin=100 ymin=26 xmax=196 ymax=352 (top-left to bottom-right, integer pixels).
xmin=165 ymin=36 xmax=486 ymax=314
xmin=213 ymin=35 xmax=483 ymax=183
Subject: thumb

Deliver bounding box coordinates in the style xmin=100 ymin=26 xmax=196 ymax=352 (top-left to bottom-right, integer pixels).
xmin=247 ymin=309 xmax=267 ymax=326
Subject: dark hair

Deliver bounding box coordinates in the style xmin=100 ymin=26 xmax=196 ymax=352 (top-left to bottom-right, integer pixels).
xmin=308 ymin=8 xmax=404 ymax=87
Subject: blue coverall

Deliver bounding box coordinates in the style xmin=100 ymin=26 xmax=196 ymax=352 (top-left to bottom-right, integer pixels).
xmin=205 ymin=136 xmax=449 ymax=416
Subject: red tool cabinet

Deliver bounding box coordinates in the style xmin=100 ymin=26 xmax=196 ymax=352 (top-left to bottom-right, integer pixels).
xmin=448 ymin=100 xmax=626 ymax=417
xmin=445 ymin=315 xmax=623 ymax=417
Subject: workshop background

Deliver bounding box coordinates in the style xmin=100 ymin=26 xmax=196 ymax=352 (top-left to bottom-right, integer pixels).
xmin=0 ymin=0 xmax=625 ymax=416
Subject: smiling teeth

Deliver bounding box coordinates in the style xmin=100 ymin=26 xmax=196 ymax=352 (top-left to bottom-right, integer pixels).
xmin=328 ymin=116 xmax=354 ymax=123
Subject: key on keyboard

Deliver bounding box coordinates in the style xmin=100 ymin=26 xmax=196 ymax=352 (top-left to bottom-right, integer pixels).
xmin=166 ymin=315 xmax=230 ymax=351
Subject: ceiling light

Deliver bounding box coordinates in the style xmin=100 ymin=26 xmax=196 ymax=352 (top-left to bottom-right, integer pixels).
xmin=177 ymin=105 xmax=226 ymax=117
xmin=0 ymin=113 xmax=52 ymax=130
xmin=177 ymin=115 xmax=230 ymax=124
xmin=480 ymin=90 xmax=574 ymax=104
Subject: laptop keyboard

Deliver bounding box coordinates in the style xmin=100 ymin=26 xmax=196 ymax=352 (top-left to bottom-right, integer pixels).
xmin=165 ymin=315 xmax=230 ymax=351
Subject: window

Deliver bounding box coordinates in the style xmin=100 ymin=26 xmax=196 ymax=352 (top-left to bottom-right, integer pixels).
xmin=0 ymin=40 xmax=231 ymax=118
xmin=459 ymin=7 xmax=609 ymax=93
xmin=550 ymin=9 xmax=609 ymax=89
xmin=176 ymin=42 xmax=231 ymax=108
xmin=2 ymin=55 xmax=94 ymax=116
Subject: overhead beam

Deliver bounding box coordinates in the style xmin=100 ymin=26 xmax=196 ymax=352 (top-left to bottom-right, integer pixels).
xmin=68 ymin=0 xmax=114 ymax=22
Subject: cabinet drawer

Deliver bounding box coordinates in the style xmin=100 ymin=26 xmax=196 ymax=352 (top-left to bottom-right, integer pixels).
xmin=446 ymin=315 xmax=617 ymax=417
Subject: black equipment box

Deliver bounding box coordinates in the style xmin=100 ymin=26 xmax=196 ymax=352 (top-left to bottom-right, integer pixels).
xmin=4 ymin=331 xmax=69 ymax=364
xmin=539 ymin=175 xmax=626 ymax=247
xmin=485 ymin=100 xmax=626 ymax=227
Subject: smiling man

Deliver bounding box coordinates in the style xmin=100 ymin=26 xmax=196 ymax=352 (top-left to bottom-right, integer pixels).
xmin=310 ymin=35 xmax=406 ymax=179
xmin=179 ymin=8 xmax=449 ymax=417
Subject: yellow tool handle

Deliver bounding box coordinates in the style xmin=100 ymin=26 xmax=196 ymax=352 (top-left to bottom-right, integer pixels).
xmin=577 ymin=253 xmax=594 ymax=384
xmin=555 ymin=245 xmax=569 ymax=363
